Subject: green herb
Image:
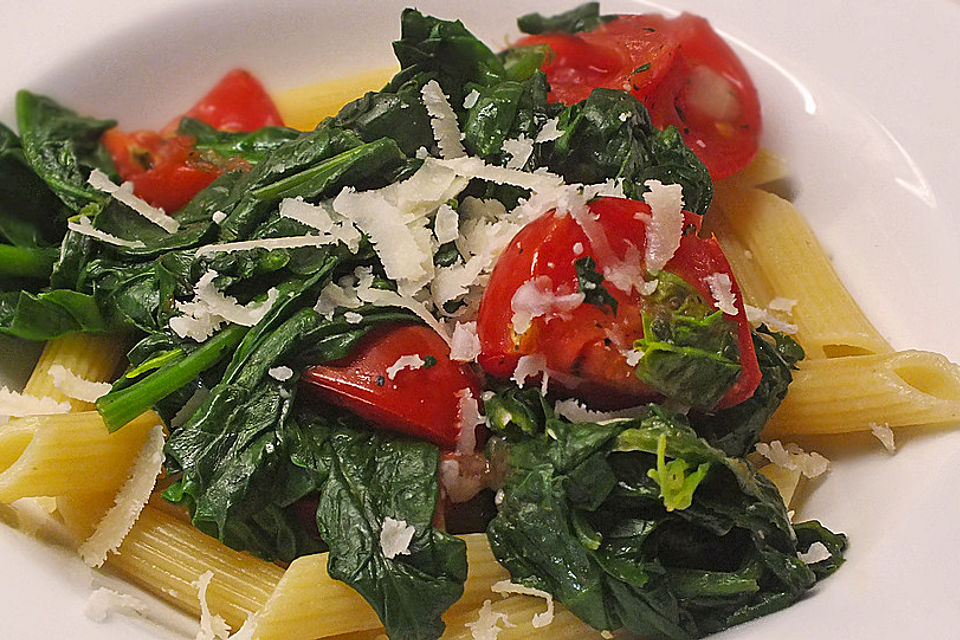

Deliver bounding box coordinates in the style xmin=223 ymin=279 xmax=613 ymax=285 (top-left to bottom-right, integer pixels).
xmin=517 ymin=2 xmax=616 ymax=35
xmin=176 ymin=118 xmax=302 ymax=164
xmin=422 ymin=354 xmax=438 ymax=368
xmin=574 ymin=255 xmax=618 ymax=315
xmin=646 ymin=433 xmax=710 ymax=511
xmin=633 ymin=63 xmax=652 ymax=74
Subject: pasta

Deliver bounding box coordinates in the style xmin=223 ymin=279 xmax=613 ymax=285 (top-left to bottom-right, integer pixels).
xmin=0 ymin=5 xmax=957 ymax=640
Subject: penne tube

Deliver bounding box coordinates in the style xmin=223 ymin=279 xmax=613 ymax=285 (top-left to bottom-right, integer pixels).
xmin=707 ymin=185 xmax=892 ymax=359
xmin=715 ymin=147 xmax=788 ymax=190
xmin=252 ymin=532 xmax=508 ymax=640
xmin=21 ymin=333 xmax=125 ymax=410
xmin=107 ymin=506 xmax=284 ymax=631
xmin=0 ymin=411 xmax=158 ymax=503
xmin=272 ymin=66 xmax=399 ymax=131
xmin=764 ymin=350 xmax=960 ymax=437
xmin=443 ymin=594 xmax=614 ymax=640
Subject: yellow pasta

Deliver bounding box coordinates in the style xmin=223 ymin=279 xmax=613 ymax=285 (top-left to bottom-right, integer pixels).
xmin=758 ymin=463 xmax=801 ymax=508
xmin=715 ymin=148 xmax=788 ymax=190
xmin=273 ymin=66 xmax=399 ymax=131
xmin=21 ymin=333 xmax=126 ymax=410
xmin=107 ymin=505 xmax=284 ymax=630
xmin=442 ymin=594 xmax=614 ymax=640
xmin=252 ymin=533 xmax=509 ymax=640
xmin=764 ymin=350 xmax=960 ymax=437
xmin=706 ymin=185 xmax=892 ymax=359
xmin=0 ymin=411 xmax=158 ymax=503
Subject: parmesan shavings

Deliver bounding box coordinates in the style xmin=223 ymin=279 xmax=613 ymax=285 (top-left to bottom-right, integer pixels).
xmin=211 ymin=211 xmax=227 ymax=225
xmin=463 ymin=89 xmax=480 ymax=109
xmin=870 ymin=421 xmax=896 ymax=452
xmin=48 ymin=364 xmax=112 ymax=403
xmin=798 ymin=541 xmax=832 ymax=564
xmin=744 ymin=304 xmax=798 ymax=334
xmin=535 ymin=118 xmax=562 ymax=143
xmin=0 ymin=387 xmax=70 ymax=422
xmin=67 ymin=216 xmax=145 ymax=249
xmin=755 ymin=440 xmax=830 ymax=479
xmin=622 ymin=348 xmax=643 ymax=367
xmin=511 ymin=354 xmax=549 ymax=395
xmin=434 ymin=203 xmax=460 ymax=244
xmin=465 ymin=599 xmax=513 ymax=640
xmin=433 ymin=156 xmax=563 ymax=193
xmin=386 ymin=354 xmax=425 ymax=380
xmin=510 ymin=276 xmax=584 ymax=335
xmin=641 ymin=179 xmax=684 ymax=274
xmin=84 ymin=587 xmax=148 ymax=623
xmin=345 ymin=311 xmax=364 ymax=324
xmin=88 ymin=168 xmax=178 ymax=233
xmin=195 ymin=234 xmax=335 ymax=257
xmin=456 ymin=388 xmax=484 ymax=454
xmin=268 ymin=366 xmax=294 ymax=382
xmin=449 ymin=321 xmax=481 ymax=362
xmin=80 ymin=425 xmax=165 ymax=567
xmin=379 ymin=517 xmax=416 ymax=559
xmin=768 ymin=297 xmax=797 ymax=313
xmin=553 ymin=398 xmax=648 ymax=424
xmin=171 ymin=270 xmax=279 ymax=341
xmin=279 ymin=197 xmax=362 ymax=252
xmin=704 ymin=272 xmax=738 ymax=315
xmin=421 ymin=80 xmax=466 ymax=159
xmin=502 ymin=135 xmax=534 ymax=170
xmin=491 ymin=580 xmax=555 ymax=628
xmin=194 ymin=571 xmax=230 ymax=640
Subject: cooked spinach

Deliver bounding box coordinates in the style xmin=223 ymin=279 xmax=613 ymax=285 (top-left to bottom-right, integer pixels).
xmin=176 ymin=117 xmax=302 ymax=164
xmin=485 ymin=392 xmax=846 ymax=639
xmin=0 ymin=288 xmax=111 ymax=340
xmin=574 ymin=255 xmax=618 ymax=315
xmin=517 ymin=2 xmax=616 ymax=35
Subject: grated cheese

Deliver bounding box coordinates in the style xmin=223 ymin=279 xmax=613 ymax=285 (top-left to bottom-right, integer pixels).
xmin=704 ymin=272 xmax=738 ymax=315
xmin=421 ymin=80 xmax=466 ymax=159
xmin=510 ymin=276 xmax=584 ymax=335
xmin=755 ymin=440 xmax=830 ymax=478
xmin=48 ymin=364 xmax=112 ymax=403
xmin=84 ymin=587 xmax=148 ymax=623
xmin=767 ymin=297 xmax=797 ymax=313
xmin=344 ymin=311 xmax=364 ymax=324
xmin=465 ymin=599 xmax=513 ymax=640
xmin=463 ymin=89 xmax=480 ymax=109
xmin=195 ymin=234 xmax=335 ymax=257
xmin=267 ymin=366 xmax=293 ymax=382
xmin=456 ymin=388 xmax=483 ymax=454
xmin=491 ymin=580 xmax=555 ymax=628
xmin=0 ymin=387 xmax=70 ymax=422
xmin=88 ymin=169 xmax=178 ymax=233
xmin=67 ymin=216 xmax=145 ymax=249
xmin=171 ymin=270 xmax=279 ymax=341
xmin=386 ymin=354 xmax=425 ymax=380
xmin=80 ymin=425 xmax=165 ymax=567
xmin=194 ymin=571 xmax=230 ymax=640
xmin=744 ymin=304 xmax=798 ymax=334
xmin=553 ymin=398 xmax=649 ymax=424
xmin=870 ymin=421 xmax=896 ymax=452
xmin=211 ymin=211 xmax=227 ymax=225
xmin=535 ymin=118 xmax=562 ymax=143
xmin=449 ymin=322 xmax=481 ymax=362
xmin=502 ymin=135 xmax=534 ymax=170
xmin=433 ymin=156 xmax=564 ymax=193
xmin=641 ymin=179 xmax=684 ymax=274
xmin=379 ymin=517 xmax=416 ymax=559
xmin=434 ymin=203 xmax=460 ymax=244
xmin=798 ymin=541 xmax=832 ymax=564
xmin=511 ymin=354 xmax=548 ymax=395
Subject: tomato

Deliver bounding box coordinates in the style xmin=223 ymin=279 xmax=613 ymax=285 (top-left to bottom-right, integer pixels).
xmin=513 ymin=13 xmax=760 ymax=179
xmin=161 ymin=68 xmax=284 ymax=134
xmin=476 ymin=197 xmax=760 ymax=410
xmin=301 ymin=324 xmax=483 ymax=450
xmin=102 ymin=69 xmax=282 ymax=212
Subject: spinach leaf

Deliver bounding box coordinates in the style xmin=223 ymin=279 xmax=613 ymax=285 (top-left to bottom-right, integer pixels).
xmin=485 ymin=395 xmax=846 ymax=639
xmin=299 ymin=414 xmax=467 ymax=640
xmin=574 ymin=255 xmax=618 ymax=315
xmin=16 ymin=91 xmax=117 ymax=212
xmin=176 ymin=118 xmax=302 ymax=164
xmin=690 ymin=327 xmax=804 ymax=457
xmin=633 ymin=272 xmax=741 ymax=410
xmin=0 ymin=288 xmax=111 ymax=340
xmin=517 ymin=2 xmax=616 ymax=35
xmin=0 ymin=245 xmax=58 ymax=282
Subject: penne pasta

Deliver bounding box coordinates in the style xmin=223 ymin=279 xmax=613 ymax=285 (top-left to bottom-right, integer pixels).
xmin=21 ymin=333 xmax=126 ymax=410
xmin=273 ymin=66 xmax=399 ymax=131
xmin=107 ymin=505 xmax=284 ymax=631
xmin=0 ymin=411 xmax=158 ymax=503
xmin=443 ymin=594 xmax=614 ymax=640
xmin=715 ymin=148 xmax=789 ymax=190
xmin=764 ymin=350 xmax=960 ymax=437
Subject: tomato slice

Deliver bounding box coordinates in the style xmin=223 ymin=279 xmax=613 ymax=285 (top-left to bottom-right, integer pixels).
xmin=513 ymin=12 xmax=760 ymax=179
xmin=476 ymin=197 xmax=760 ymax=410
xmin=301 ymin=324 xmax=483 ymax=450
xmin=102 ymin=69 xmax=282 ymax=212
xmin=162 ymin=68 xmax=284 ymax=134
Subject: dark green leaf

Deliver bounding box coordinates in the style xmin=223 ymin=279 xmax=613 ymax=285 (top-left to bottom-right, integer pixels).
xmin=517 ymin=3 xmax=616 ymax=35
xmin=574 ymin=255 xmax=618 ymax=315
xmin=176 ymin=118 xmax=302 ymax=164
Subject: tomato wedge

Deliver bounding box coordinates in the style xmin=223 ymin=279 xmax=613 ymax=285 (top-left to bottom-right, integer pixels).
xmin=513 ymin=13 xmax=760 ymax=179
xmin=301 ymin=324 xmax=483 ymax=450
xmin=476 ymin=197 xmax=760 ymax=410
xmin=102 ymin=69 xmax=283 ymax=212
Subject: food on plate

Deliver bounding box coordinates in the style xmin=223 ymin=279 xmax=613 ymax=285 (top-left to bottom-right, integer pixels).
xmin=1 ymin=3 xmax=959 ymax=640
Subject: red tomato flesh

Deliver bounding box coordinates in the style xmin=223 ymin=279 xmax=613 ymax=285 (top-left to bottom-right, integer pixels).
xmin=514 ymin=13 xmax=760 ymax=179
xmin=476 ymin=197 xmax=760 ymax=410
xmin=102 ymin=69 xmax=282 ymax=212
xmin=301 ymin=324 xmax=482 ymax=450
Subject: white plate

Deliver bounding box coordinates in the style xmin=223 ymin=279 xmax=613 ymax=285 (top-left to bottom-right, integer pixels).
xmin=2 ymin=1 xmax=959 ymax=638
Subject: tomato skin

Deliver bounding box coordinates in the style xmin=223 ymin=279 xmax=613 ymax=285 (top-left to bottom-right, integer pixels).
xmin=301 ymin=324 xmax=483 ymax=450
xmin=514 ymin=13 xmax=760 ymax=179
xmin=162 ymin=68 xmax=284 ymax=134
xmin=476 ymin=197 xmax=760 ymax=410
xmin=102 ymin=69 xmax=282 ymax=212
